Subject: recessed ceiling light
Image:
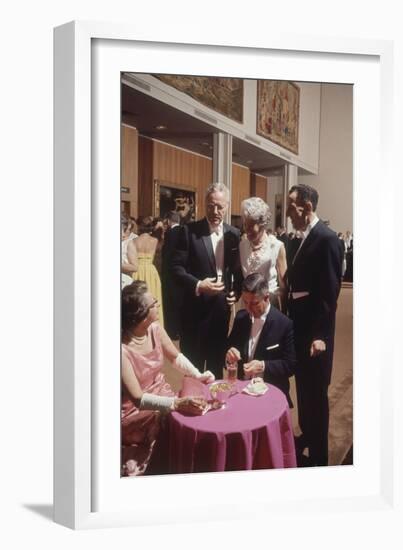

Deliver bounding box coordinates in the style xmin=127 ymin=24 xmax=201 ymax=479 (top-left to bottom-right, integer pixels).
xmin=155 ymin=125 xmax=167 ymax=130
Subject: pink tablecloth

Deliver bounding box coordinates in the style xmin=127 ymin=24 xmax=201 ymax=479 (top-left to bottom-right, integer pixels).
xmin=169 ymin=380 xmax=296 ymax=473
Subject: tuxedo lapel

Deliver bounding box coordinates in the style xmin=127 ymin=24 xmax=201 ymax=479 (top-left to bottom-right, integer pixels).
xmin=292 ymin=220 xmax=321 ymax=266
xmin=200 ymin=218 xmax=217 ymax=274
xmin=253 ymin=315 xmax=271 ymax=359
xmin=223 ymin=224 xmax=230 ymax=265
xmin=223 ymin=224 xmax=233 ymax=288
xmin=241 ymin=315 xmax=252 ymax=361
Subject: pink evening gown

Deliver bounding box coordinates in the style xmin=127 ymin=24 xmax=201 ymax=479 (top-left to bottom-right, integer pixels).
xmin=121 ymin=322 xmax=174 ymax=476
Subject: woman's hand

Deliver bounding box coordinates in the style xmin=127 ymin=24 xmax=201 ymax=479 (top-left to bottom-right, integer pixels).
xmin=198 ymin=370 xmax=215 ymax=384
xmin=174 ymin=397 xmax=207 ymax=416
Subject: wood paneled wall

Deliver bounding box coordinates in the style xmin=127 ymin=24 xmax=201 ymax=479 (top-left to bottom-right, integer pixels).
xmin=121 ymin=125 xmax=139 ymax=217
xmin=254 ymin=174 xmax=267 ymax=201
xmin=152 ymin=140 xmax=213 ymax=218
xmin=231 ymin=163 xmax=251 ymax=215
xmin=123 ymin=132 xmax=268 ymax=220
xmin=138 ymin=136 xmax=154 ymax=217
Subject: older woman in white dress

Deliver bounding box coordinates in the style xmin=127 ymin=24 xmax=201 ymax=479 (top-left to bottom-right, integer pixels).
xmin=240 ymin=197 xmax=287 ymax=311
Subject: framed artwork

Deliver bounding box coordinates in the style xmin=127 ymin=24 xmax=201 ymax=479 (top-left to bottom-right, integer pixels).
xmin=257 ymin=80 xmax=300 ymax=154
xmin=153 ymin=180 xmax=197 ymax=224
xmin=54 ymin=21 xmax=394 ymax=531
xmin=154 ymin=75 xmax=244 ymax=122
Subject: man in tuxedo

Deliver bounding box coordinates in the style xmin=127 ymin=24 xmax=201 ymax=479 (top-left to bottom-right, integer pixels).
xmin=171 ymin=182 xmax=241 ymax=378
xmin=286 ymin=183 xmax=343 ymax=466
xmin=161 ymin=211 xmax=182 ymax=340
xmin=226 ymin=273 xmax=296 ymax=406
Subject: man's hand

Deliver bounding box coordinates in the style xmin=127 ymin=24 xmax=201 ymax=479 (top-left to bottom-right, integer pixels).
xmin=198 ymin=277 xmax=225 ymax=295
xmin=310 ymin=339 xmax=326 ymax=357
xmin=226 ymin=290 xmax=237 ymax=306
xmin=226 ymin=347 xmax=241 ymax=364
xmin=243 ymin=360 xmax=265 ymax=378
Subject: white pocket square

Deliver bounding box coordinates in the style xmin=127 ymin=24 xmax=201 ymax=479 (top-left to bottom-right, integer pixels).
xmin=266 ymin=344 xmax=279 ymax=351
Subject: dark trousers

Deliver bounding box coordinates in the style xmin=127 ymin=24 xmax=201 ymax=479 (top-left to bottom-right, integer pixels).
xmin=162 ymin=291 xmax=181 ymax=340
xmin=179 ymin=294 xmax=229 ymax=379
xmin=295 ymin=366 xmax=330 ymax=466
xmin=180 ymin=325 xmax=227 ymax=379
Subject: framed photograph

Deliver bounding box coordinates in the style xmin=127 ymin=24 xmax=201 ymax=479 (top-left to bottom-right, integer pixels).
xmin=54 ymin=22 xmax=395 ymax=530
xmin=153 ymin=180 xmax=197 ymax=224
xmin=257 ymin=80 xmax=300 ymax=154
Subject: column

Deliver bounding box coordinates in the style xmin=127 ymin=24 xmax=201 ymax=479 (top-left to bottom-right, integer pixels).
xmin=284 ymin=164 xmax=298 ymax=232
xmin=213 ymin=132 xmax=233 ymax=223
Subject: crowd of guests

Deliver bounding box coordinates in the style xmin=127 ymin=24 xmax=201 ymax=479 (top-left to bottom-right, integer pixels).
xmin=121 ymin=182 xmax=348 ymax=476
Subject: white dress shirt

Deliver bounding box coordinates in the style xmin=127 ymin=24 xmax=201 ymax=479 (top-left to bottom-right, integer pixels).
xmin=292 ymin=214 xmax=319 ymax=263
xmin=248 ymin=304 xmax=271 ymax=361
xmin=195 ymin=221 xmax=224 ymax=295
xmin=208 ymin=221 xmax=224 ymax=281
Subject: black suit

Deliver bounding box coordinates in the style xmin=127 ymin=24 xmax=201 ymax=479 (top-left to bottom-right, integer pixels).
xmin=171 ymin=218 xmax=241 ymax=377
xmin=287 ymin=219 xmax=343 ymax=465
xmin=227 ymin=307 xmax=297 ymax=407
xmin=287 ymin=237 xmax=301 ymax=265
xmin=161 ymin=225 xmax=182 ymax=339
xmin=277 ymin=232 xmax=289 ymax=248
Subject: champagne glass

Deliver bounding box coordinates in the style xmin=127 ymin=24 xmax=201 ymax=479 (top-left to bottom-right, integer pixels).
xmin=225 ymin=358 xmax=238 ymax=395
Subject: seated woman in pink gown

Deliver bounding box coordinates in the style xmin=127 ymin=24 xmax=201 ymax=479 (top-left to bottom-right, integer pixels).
xmin=121 ymin=280 xmax=215 ymax=476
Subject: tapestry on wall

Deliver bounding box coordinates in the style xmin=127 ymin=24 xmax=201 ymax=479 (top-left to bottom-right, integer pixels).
xmin=256 ymin=80 xmax=300 ymax=154
xmin=153 ymin=75 xmax=244 ymax=123
xmin=154 ymin=180 xmax=197 ymax=225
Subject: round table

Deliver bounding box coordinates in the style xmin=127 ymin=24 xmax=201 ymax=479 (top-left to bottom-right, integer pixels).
xmin=169 ymin=380 xmax=296 ymax=473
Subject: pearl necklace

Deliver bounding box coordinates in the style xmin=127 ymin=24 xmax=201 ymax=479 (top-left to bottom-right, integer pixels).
xmin=246 ymin=234 xmax=272 ymax=274
xmin=131 ymin=333 xmax=147 ymax=345
xmin=250 ymin=233 xmax=268 ymax=251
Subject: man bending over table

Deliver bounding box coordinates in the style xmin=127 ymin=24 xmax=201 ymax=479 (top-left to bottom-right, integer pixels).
xmin=226 ymin=273 xmax=297 ymax=407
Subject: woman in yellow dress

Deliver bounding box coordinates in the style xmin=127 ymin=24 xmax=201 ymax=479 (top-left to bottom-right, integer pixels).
xmin=127 ymin=216 xmax=164 ymax=327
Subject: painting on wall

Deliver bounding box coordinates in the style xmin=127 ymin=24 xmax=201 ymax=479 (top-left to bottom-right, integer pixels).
xmin=257 ymin=80 xmax=300 ymax=154
xmin=154 ymin=180 xmax=197 ymax=225
xmin=153 ymin=75 xmax=244 ymax=123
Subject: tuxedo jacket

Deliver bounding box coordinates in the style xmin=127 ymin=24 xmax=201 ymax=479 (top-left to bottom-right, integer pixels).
xmin=161 ymin=226 xmax=181 ymax=282
xmin=161 ymin=226 xmax=183 ymax=305
xmin=227 ymin=307 xmax=297 ymax=406
xmin=171 ymin=217 xmax=241 ymax=301
xmin=277 ymin=232 xmax=289 ymax=247
xmin=287 ymin=220 xmax=343 ymax=377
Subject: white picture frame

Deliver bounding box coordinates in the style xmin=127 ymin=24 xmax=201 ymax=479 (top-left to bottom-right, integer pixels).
xmin=54 ymin=21 xmax=397 ymax=530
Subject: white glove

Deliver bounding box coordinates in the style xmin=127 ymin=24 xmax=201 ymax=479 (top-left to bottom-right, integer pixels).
xmin=173 ymin=353 xmax=215 ymax=383
xmin=139 ymin=392 xmax=175 ymax=413
xmin=198 ymin=370 xmax=215 ymax=383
